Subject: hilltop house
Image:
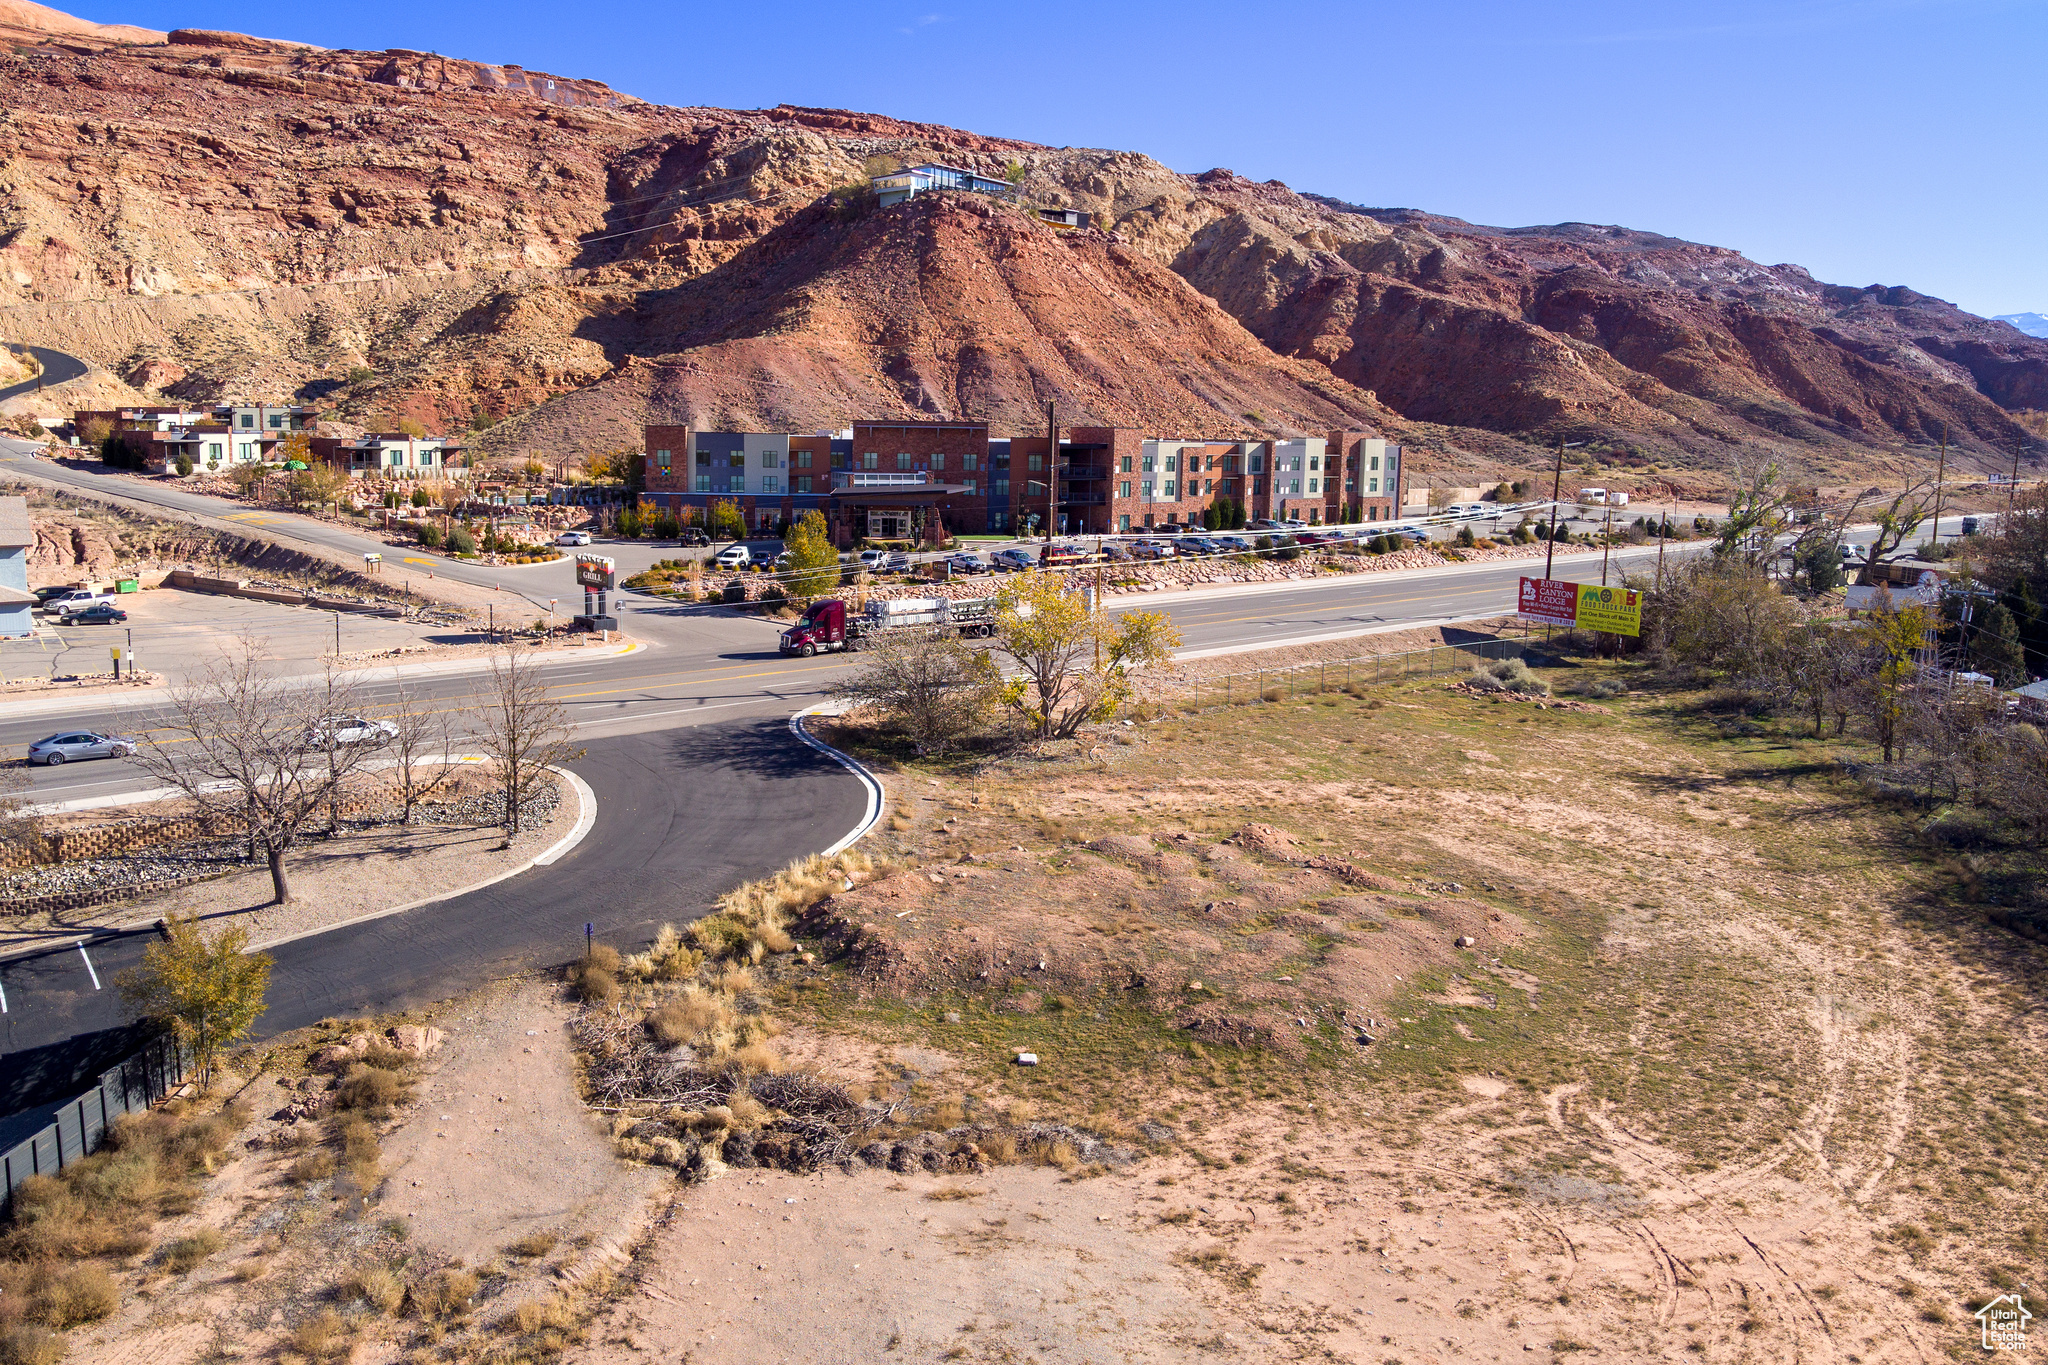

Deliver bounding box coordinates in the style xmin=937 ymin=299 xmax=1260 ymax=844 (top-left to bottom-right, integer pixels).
xmin=870 ymin=163 xmax=1016 ymax=207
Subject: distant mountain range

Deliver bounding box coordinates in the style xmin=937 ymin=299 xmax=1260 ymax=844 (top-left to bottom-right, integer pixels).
xmin=0 ymin=5 xmax=2043 ymax=484
xmin=1996 ymin=313 xmax=2048 ymax=339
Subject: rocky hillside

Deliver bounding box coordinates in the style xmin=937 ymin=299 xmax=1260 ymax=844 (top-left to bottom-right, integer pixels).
xmin=1 ymin=10 xmax=2042 ymax=482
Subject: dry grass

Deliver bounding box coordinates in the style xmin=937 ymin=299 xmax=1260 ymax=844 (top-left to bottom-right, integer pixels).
xmin=158 ymin=1227 xmax=225 ymax=1274
xmin=504 ymin=1230 xmax=559 ymax=1260
xmin=684 ymin=850 xmax=875 ymax=965
xmin=407 ymin=1267 xmax=480 ymax=1320
xmin=338 ymin=1263 xmax=405 ymax=1314
xmin=333 ymin=1062 xmax=410 ymax=1117
xmin=288 ymin=1308 xmax=349 ymax=1360
xmin=508 ymin=1292 xmax=578 ymax=1335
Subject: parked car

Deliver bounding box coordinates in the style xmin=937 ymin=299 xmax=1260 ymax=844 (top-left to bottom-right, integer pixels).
xmin=305 ymin=716 xmax=399 ymax=748
xmin=1245 ymin=518 xmax=1284 ymax=531
xmin=946 ymin=553 xmax=991 ymax=574
xmin=678 ymin=528 xmax=710 ymax=547
xmin=858 ymin=549 xmax=910 ymax=573
xmin=714 ymin=544 xmax=753 ymax=569
xmin=30 ymin=585 xmax=75 ymax=607
xmin=1840 ymin=543 xmax=1866 ymax=562
xmin=1128 ymin=538 xmax=1177 ymax=560
xmin=1212 ymin=535 xmax=1254 ymax=553
xmin=1097 ymin=540 xmax=1132 ymax=562
xmin=991 ymin=547 xmax=1038 ymax=572
xmin=1177 ymin=536 xmax=1223 ymax=555
xmin=1041 ymin=544 xmax=1086 ymax=566
xmin=28 ymin=730 xmax=136 ymax=765
xmin=60 ymin=603 xmax=128 ymax=625
xmin=1292 ymin=531 xmax=1333 ymax=546
xmin=45 ymin=588 xmax=117 ymax=617
xmin=1446 ymin=503 xmax=1491 ymax=520
xmin=556 ymin=530 xmax=592 ymax=546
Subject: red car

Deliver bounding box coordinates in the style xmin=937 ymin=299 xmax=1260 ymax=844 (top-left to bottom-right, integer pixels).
xmin=1040 ymin=545 xmax=1087 ymax=566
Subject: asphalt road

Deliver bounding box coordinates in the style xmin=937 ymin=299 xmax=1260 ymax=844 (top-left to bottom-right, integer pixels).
xmin=0 ymin=347 xmax=87 ymax=405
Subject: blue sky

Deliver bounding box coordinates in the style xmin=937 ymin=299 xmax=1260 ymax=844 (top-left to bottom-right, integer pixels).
xmin=79 ymin=0 xmax=2046 ymax=319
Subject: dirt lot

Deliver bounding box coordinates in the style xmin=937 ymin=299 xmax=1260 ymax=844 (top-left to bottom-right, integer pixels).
xmin=22 ymin=640 xmax=2044 ymax=1365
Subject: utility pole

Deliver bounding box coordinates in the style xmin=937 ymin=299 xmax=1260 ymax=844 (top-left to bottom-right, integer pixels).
xmin=1656 ymin=500 xmax=1670 ymax=591
xmin=1600 ymin=505 xmax=1614 ymax=586
xmin=1044 ymin=400 xmax=1058 ymax=544
xmin=1542 ymin=438 xmax=1584 ymax=580
xmin=2008 ymin=442 xmax=2023 ymax=516
xmin=1929 ymin=424 xmax=1948 ymax=552
xmin=333 ymin=610 xmax=341 ymax=657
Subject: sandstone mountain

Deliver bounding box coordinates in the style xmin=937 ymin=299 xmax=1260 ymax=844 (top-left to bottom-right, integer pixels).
xmin=1 ymin=11 xmax=2042 ymax=481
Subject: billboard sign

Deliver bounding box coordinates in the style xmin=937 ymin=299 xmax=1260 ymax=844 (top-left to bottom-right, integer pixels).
xmin=1576 ymin=584 xmax=1642 ymax=636
xmin=574 ymin=555 xmax=616 ymax=590
xmin=1517 ymin=577 xmax=1642 ymax=637
xmin=1517 ymin=576 xmax=1580 ymax=628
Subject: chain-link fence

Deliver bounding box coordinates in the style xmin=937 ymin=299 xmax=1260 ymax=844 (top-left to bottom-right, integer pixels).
xmin=1135 ymin=634 xmax=1538 ymax=709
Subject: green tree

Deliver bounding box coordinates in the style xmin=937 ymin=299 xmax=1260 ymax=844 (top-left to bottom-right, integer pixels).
xmin=117 ymin=913 xmax=271 ymax=1084
xmin=784 ymin=509 xmax=839 ymax=599
xmin=1796 ymin=537 xmax=1843 ymax=592
xmin=1863 ymin=598 xmax=1933 ymax=763
xmin=1970 ymin=601 xmax=2029 ymax=687
xmin=411 ymin=486 xmax=431 ymax=508
xmin=992 ymin=572 xmax=1179 ymax=739
xmin=615 ymin=507 xmax=643 ymax=539
xmin=709 ymin=498 xmax=746 ymax=541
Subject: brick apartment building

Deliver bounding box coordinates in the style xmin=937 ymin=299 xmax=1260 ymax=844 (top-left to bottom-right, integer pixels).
xmin=75 ymin=402 xmax=320 ymax=475
xmin=641 ymin=419 xmax=1404 ymax=546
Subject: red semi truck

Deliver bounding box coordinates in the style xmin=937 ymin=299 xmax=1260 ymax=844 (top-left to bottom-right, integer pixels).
xmin=778 ymin=595 xmax=1006 ymax=656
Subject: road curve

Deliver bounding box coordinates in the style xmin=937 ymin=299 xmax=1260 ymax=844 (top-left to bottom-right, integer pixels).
xmin=0 ymin=345 xmax=88 ymax=406
xmin=0 ymin=716 xmax=868 ymax=1053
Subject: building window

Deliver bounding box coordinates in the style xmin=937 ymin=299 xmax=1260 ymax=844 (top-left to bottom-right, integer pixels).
xmin=268 ymin=414 xmax=283 ymax=429
xmin=1141 ymin=454 xmax=1154 ymax=472
xmin=1288 ymin=479 xmax=1301 ymax=495
xmin=762 ymin=475 xmax=780 ymax=493
xmin=896 ymin=453 xmax=912 ymax=470
xmin=1253 ymin=478 xmax=1265 ymax=495
xmin=760 ymin=451 xmax=781 ymax=468
xmin=1028 ymin=454 xmax=1043 ymax=472
xmin=1164 ymin=455 xmax=1177 ymax=472
xmin=1249 ymin=453 xmax=1264 ymax=472
xmin=207 ymin=443 xmax=222 ymax=458
xmin=389 ymin=451 xmax=403 ymax=467
xmin=1204 ymin=479 xmax=1213 ymax=494
xmin=1164 ymin=480 xmax=1176 ymax=498
xmin=1119 ymin=481 xmax=1132 ymax=498
xmin=1141 ymin=481 xmax=1154 ymax=497
xmin=993 ymin=478 xmax=1009 ymax=497
xmin=794 ymin=475 xmax=810 ymax=493
xmin=696 ymin=474 xmax=710 ymax=492
xmin=1143 ymin=513 xmax=1154 ymax=527
xmin=656 ymin=449 xmax=671 ymax=471
xmin=796 ymin=451 xmax=812 ymax=468
xmin=239 ymin=414 xmax=254 ymax=429
xmin=931 ymin=454 xmax=945 ymax=470
xmin=1369 ymin=477 xmax=1379 ymax=493
xmin=732 ymin=476 xmax=746 ymax=493
xmin=963 ymin=479 xmax=976 ymax=494
xmin=1120 ymin=455 xmax=1132 ymax=473
xmin=962 ymin=452 xmax=978 ymax=471
xmin=1308 ymin=478 xmax=1319 ymax=494
xmin=862 ymin=452 xmax=879 ymax=469
xmin=1309 ymin=455 xmax=1320 ymax=471
xmin=1370 ymin=455 xmax=1380 ymax=471
xmin=696 ymin=450 xmax=711 ymax=466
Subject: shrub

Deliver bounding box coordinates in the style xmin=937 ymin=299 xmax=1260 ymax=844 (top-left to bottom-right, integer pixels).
xmin=333 ymin=1064 xmax=408 ymax=1116
xmin=504 ymin=1230 xmax=559 ymax=1260
xmin=32 ymin=1265 xmax=118 ymax=1327
xmin=173 ymin=452 xmax=193 ymax=477
xmin=339 ymin=1264 xmax=405 ymax=1314
xmin=0 ymin=1327 xmax=65 ymax=1365
xmin=447 ymin=526 xmax=476 ymax=555
xmin=289 ymin=1308 xmax=348 ymax=1359
xmin=1468 ymin=657 xmax=1550 ymax=696
xmin=289 ymin=1149 xmax=337 ymax=1185
xmin=159 ymin=1227 xmax=225 ymax=1274
xmin=418 ymin=522 xmax=443 ymax=548
xmin=510 ymin=1293 xmax=578 ymax=1336
xmin=410 ymin=487 xmax=430 ymax=508
xmin=569 ymin=943 xmax=622 ymax=1002
xmin=406 ymin=1268 xmax=480 ymax=1320
xmin=720 ymin=581 xmax=748 ymax=604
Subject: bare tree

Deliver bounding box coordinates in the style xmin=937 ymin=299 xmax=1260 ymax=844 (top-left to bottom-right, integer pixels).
xmin=1714 ymin=458 xmax=1797 ymax=567
xmin=833 ymin=631 xmax=999 ymax=755
xmin=129 ymin=643 xmax=376 ymax=903
xmin=387 ymin=682 xmax=459 ymax=825
xmin=1855 ymin=480 xmax=1937 ymax=584
xmin=476 ymin=647 xmax=581 ymax=837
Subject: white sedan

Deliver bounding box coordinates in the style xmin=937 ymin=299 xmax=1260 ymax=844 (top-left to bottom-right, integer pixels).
xmin=556 ymin=530 xmax=593 ymax=546
xmin=306 ymin=716 xmax=399 ymax=747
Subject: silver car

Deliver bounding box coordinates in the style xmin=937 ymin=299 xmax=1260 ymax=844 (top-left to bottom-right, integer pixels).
xmin=990 ymin=548 xmax=1037 ymax=572
xmin=28 ymin=731 xmax=136 ymax=765
xmin=306 ymin=716 xmax=399 ymax=748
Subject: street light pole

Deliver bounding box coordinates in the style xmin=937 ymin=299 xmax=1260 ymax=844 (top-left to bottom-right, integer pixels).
xmin=1542 ymin=438 xmax=1584 ymax=580
xmin=1930 ymin=424 xmax=1948 ymax=551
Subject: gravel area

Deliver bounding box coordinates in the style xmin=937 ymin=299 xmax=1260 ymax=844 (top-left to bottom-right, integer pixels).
xmin=0 ymin=775 xmax=574 ymax=948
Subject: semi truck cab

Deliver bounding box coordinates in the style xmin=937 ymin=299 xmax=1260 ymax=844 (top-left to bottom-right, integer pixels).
xmin=780 ymin=599 xmax=848 ymax=656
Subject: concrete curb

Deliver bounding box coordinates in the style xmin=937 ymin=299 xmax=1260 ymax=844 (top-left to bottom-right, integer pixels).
xmin=247 ymin=763 xmax=596 ymax=953
xmin=789 ymin=702 xmax=883 ymax=857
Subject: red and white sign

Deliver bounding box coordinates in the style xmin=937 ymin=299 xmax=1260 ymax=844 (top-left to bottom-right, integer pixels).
xmin=1517 ymin=576 xmax=1580 ymax=628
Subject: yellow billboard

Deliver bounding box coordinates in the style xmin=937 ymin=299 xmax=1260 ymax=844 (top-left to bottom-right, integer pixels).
xmin=1575 ymin=584 xmax=1643 ymax=637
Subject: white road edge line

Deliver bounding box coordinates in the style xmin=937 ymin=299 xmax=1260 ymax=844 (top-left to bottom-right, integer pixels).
xmin=789 ymin=702 xmax=882 ymax=858
xmin=76 ymin=941 xmax=100 ymax=990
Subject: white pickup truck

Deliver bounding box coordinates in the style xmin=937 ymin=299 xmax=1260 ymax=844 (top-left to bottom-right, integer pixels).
xmin=44 ymin=587 xmax=119 ymax=617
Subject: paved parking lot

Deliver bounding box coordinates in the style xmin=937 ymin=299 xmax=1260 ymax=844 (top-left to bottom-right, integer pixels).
xmin=0 ymin=588 xmax=484 ymax=686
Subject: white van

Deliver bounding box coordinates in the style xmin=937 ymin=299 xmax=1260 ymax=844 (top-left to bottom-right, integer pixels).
xmin=1609 ymin=491 xmax=1631 ymax=507
xmin=1447 ymin=502 xmax=1490 ymax=519
xmin=46 ymin=588 xmax=118 ymax=617
xmin=1577 ymin=488 xmax=1609 ymax=504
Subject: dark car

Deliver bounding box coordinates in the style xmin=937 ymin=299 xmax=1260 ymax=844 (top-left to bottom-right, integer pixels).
xmin=1212 ymin=535 xmax=1253 ymax=553
xmin=1097 ymin=540 xmax=1132 ymax=562
xmin=678 ymin=528 xmax=711 ymax=546
xmin=62 ymin=603 xmax=129 ymax=625
xmin=1041 ymin=545 xmax=1087 ymax=566
xmin=1178 ymin=536 xmax=1222 ymax=555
